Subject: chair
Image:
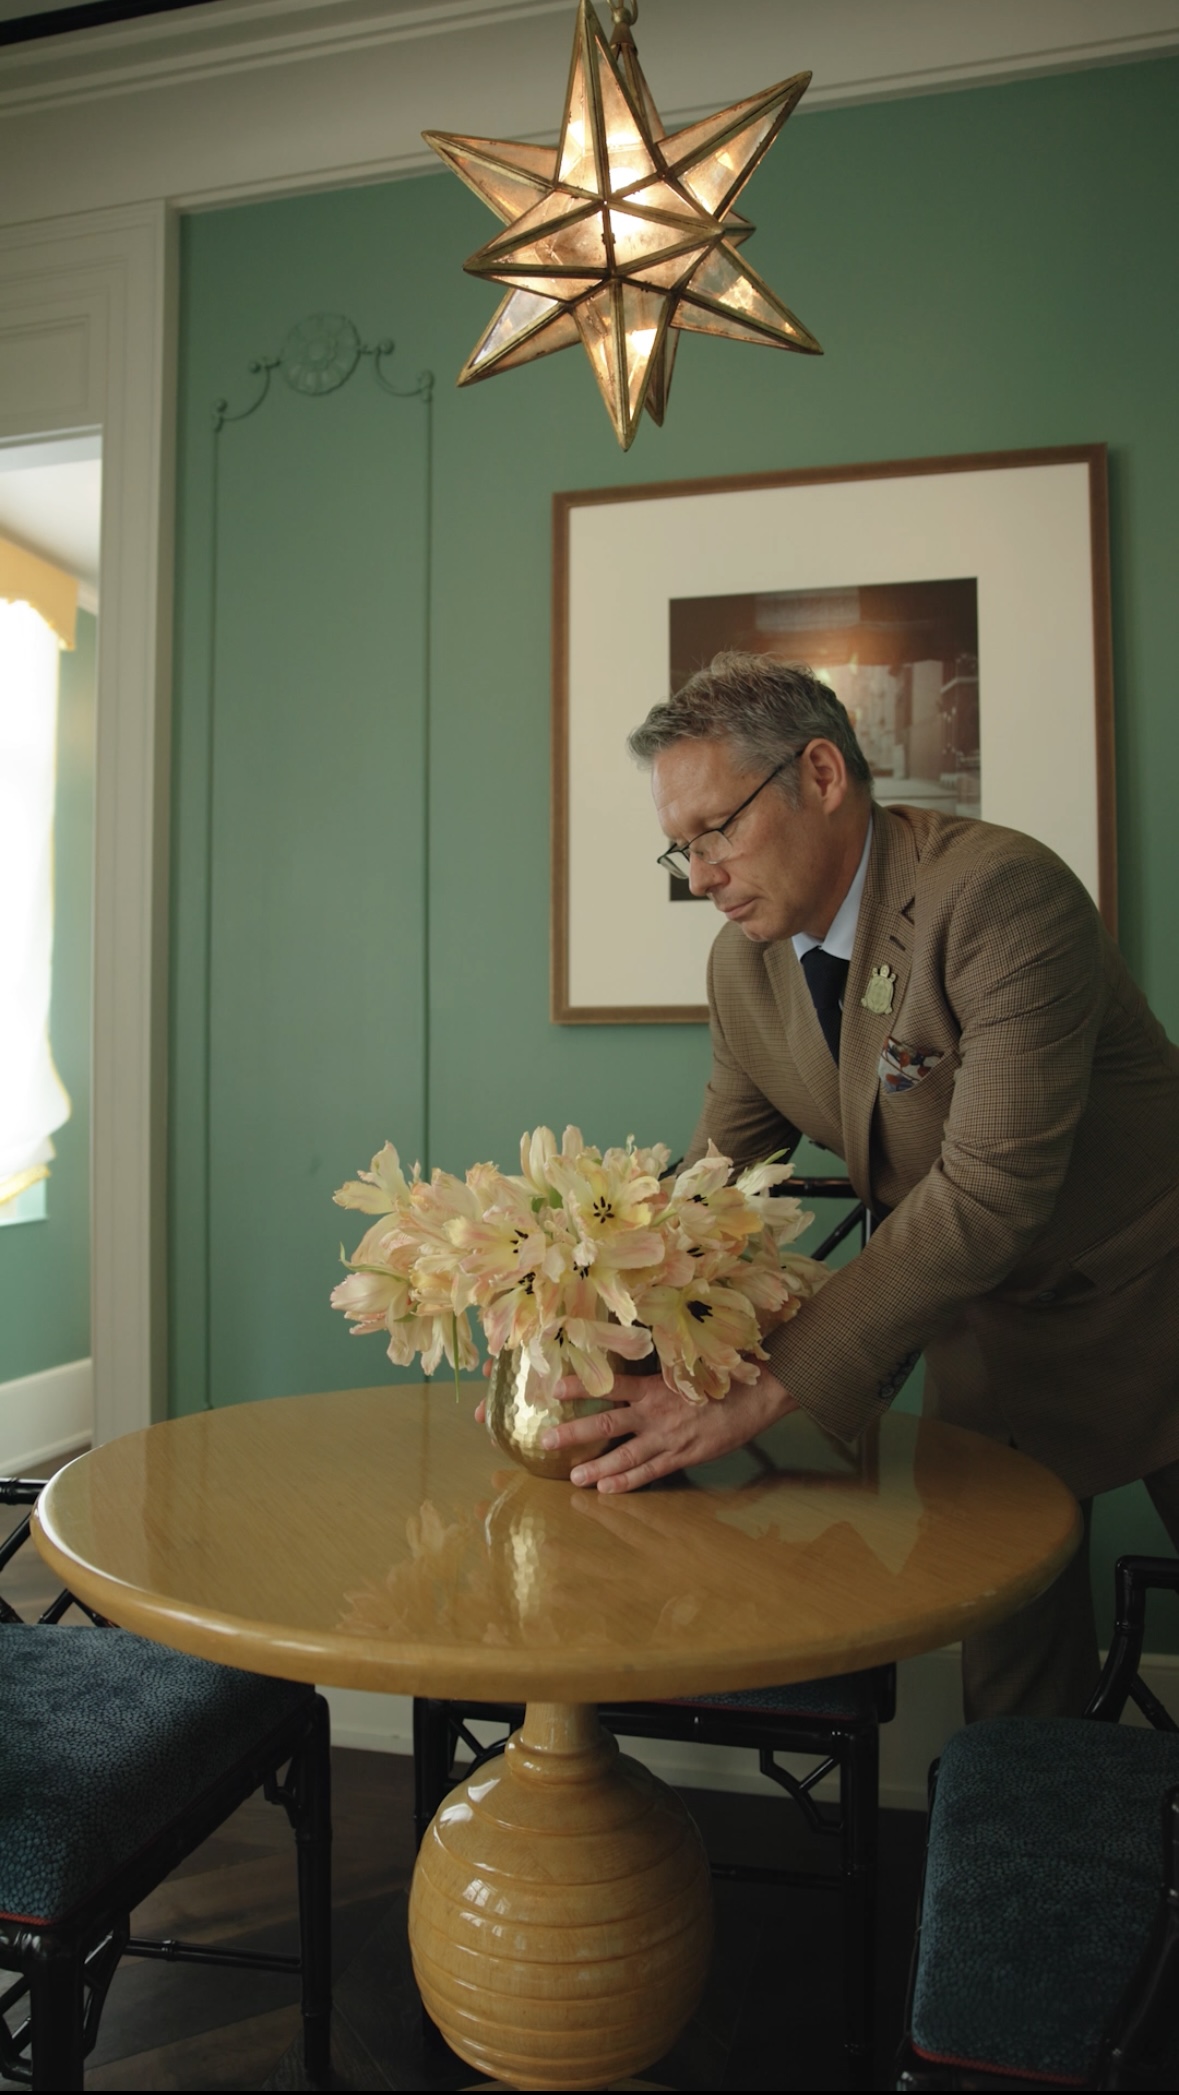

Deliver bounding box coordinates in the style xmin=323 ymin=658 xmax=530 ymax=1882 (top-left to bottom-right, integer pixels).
xmin=415 ymin=1172 xmax=894 ymax=2075
xmin=895 ymin=1554 xmax=1179 ymax=2091
xmin=1 ymin=1476 xmax=333 ymax=2091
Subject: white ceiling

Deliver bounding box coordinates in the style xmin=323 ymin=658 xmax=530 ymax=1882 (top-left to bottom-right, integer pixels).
xmin=0 ymin=437 xmax=102 ymax=588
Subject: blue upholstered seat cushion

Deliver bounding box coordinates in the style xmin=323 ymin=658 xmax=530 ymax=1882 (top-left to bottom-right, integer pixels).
xmin=912 ymin=1716 xmax=1179 ymax=2083
xmin=674 ymin=1670 xmax=883 ymax=1721
xmin=0 ymin=1625 xmax=314 ymax=1927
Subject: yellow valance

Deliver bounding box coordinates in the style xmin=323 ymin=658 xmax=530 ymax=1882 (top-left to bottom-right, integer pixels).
xmin=0 ymin=535 xmax=77 ymax=650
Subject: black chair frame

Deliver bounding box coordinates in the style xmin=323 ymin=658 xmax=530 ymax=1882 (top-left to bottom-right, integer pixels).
xmin=1 ymin=1478 xmax=332 ymax=2091
xmin=0 ymin=1481 xmax=109 ymax=1630
xmin=895 ymin=1555 xmax=1179 ymax=2093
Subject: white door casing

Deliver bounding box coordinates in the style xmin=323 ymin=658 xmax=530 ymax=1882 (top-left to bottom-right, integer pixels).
xmin=0 ymin=203 xmax=176 ymax=1443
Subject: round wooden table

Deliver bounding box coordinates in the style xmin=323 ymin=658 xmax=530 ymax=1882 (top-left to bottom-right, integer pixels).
xmin=34 ymin=1386 xmax=1079 ymax=2091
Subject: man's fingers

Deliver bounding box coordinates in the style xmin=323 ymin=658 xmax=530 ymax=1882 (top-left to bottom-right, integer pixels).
xmin=568 ymin=1432 xmax=666 ymax=1490
xmin=573 ymin=1443 xmax=674 ymax=1493
xmin=566 ymin=1441 xmax=634 ymax=1487
xmin=473 ymin=1398 xmax=486 ymax=1424
xmin=542 ymin=1405 xmax=630 ymax=1450
xmin=595 ymin=1458 xmax=667 ymax=1494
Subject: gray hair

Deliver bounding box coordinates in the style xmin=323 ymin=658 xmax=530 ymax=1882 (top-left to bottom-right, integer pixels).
xmin=628 ymin=651 xmax=873 ymax=802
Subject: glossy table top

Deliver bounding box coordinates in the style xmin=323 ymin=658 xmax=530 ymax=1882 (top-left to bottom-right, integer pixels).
xmin=33 ymin=1386 xmax=1080 ymax=1702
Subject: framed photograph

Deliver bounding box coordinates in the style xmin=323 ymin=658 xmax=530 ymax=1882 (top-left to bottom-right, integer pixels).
xmin=552 ymin=446 xmax=1114 ymax=1024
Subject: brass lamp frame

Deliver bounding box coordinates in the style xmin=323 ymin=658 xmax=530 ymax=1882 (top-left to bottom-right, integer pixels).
xmin=424 ymin=0 xmax=821 ymax=448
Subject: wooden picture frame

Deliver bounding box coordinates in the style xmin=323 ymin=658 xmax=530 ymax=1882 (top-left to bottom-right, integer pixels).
xmin=552 ymin=445 xmax=1114 ymax=1024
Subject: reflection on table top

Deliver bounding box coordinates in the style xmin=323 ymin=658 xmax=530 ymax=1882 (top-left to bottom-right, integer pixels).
xmin=33 ymin=1386 xmax=1080 ymax=1702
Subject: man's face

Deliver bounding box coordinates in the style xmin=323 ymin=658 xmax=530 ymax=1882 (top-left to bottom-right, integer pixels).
xmin=651 ymin=737 xmax=856 ymax=945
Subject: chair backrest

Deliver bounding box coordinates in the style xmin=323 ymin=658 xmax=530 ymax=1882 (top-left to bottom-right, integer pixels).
xmin=0 ymin=1477 xmax=107 ymax=1626
xmin=1085 ymin=1556 xmax=1179 ymax=1734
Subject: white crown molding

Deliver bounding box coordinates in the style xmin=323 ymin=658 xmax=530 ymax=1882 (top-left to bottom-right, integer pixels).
xmin=2 ymin=0 xmax=1177 ymax=123
xmin=0 ymin=0 xmax=570 ymax=111
xmin=1 ymin=1 xmax=1176 ymax=229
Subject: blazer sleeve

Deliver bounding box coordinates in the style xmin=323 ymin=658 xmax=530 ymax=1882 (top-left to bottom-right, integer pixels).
xmin=764 ymin=841 xmax=1108 ymax=1440
xmin=684 ymin=939 xmax=801 ymax=1171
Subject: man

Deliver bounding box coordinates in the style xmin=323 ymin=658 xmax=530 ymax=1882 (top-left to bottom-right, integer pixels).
xmin=543 ymin=652 xmax=1179 ymax=1718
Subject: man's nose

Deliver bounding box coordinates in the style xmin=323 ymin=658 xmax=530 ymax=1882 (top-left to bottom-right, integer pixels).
xmin=688 ymin=852 xmax=725 ymax=897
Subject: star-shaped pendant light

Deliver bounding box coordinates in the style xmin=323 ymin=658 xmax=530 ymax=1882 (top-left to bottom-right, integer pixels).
xmin=424 ymin=0 xmax=821 ymax=449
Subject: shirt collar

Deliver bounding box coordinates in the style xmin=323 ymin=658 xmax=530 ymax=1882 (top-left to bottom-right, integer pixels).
xmin=792 ymin=815 xmax=874 ymax=965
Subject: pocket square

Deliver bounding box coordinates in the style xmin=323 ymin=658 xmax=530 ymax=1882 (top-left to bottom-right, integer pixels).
xmin=878 ymin=1040 xmax=944 ymax=1093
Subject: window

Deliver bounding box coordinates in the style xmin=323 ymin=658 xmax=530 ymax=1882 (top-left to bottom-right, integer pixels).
xmin=0 ymin=538 xmax=76 ymax=1215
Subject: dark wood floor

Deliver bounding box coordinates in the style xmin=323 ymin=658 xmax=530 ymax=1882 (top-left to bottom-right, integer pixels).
xmin=3 ymin=1487 xmax=926 ymax=2091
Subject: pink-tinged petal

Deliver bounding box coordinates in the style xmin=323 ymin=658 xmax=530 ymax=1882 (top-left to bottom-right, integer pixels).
xmin=561 ymin=1336 xmax=616 ymax=1396
xmin=779 ymin=1252 xmax=830 ymax=1297
xmin=330 ymin=1271 xmax=400 ymax=1332
xmin=601 ymin=1321 xmax=655 ymax=1358
xmin=519 ymin=1125 xmax=559 ymax=1196
xmin=735 ymin=1158 xmax=793 ymax=1198
xmin=670 ymin=1146 xmax=732 ymax=1202
xmin=333 ymin=1142 xmax=416 ymax=1213
xmin=602 ymin=1134 xmax=672 ymax=1180
xmin=587 ymin=1270 xmax=639 ymax=1324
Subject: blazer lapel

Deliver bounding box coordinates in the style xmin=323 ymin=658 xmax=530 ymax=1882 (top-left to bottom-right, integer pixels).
xmin=764 ymin=939 xmax=842 ymax=1131
xmin=840 ymin=810 xmax=919 ymax=1203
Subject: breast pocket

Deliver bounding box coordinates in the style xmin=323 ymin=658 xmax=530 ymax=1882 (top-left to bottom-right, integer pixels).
xmin=875 ymin=1050 xmax=961 ymax=1175
xmin=877 ymin=1046 xmax=960 ymax=1104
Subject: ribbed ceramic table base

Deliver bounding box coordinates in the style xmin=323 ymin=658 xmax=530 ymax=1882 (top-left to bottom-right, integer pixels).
xmin=408 ymin=1703 xmax=714 ymax=2092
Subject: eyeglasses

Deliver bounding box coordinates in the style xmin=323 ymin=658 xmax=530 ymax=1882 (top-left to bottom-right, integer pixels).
xmin=656 ymin=756 xmax=798 ymax=878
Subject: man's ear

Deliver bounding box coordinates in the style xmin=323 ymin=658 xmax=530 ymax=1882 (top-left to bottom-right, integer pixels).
xmin=799 ymin=738 xmax=850 ymax=812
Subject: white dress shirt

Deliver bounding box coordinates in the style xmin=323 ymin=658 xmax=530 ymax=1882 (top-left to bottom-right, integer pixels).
xmin=791 ymin=817 xmax=874 ymax=973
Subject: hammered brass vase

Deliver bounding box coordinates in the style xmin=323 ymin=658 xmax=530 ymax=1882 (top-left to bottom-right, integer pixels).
xmin=484 ymin=1347 xmax=613 ymax=1480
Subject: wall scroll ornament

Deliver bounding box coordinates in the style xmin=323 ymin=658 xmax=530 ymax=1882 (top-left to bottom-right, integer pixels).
xmin=211 ymin=313 xmax=433 ymax=430
xmin=424 ymin=0 xmax=820 ymax=449
xmin=199 ymin=318 xmax=434 ymax=1410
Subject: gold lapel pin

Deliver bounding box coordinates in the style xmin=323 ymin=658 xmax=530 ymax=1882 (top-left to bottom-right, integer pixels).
xmin=861 ymin=964 xmax=897 ymax=1016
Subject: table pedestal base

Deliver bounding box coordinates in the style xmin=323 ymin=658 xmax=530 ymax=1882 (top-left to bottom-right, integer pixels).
xmin=408 ymin=1702 xmax=713 ymax=2092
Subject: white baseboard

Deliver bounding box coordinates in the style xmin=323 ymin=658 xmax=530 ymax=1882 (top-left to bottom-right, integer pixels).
xmin=320 ymin=1649 xmax=1179 ymax=1814
xmin=0 ymin=1358 xmax=92 ymax=1473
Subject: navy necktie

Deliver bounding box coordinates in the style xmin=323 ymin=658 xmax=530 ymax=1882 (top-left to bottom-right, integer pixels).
xmin=801 ymin=946 xmax=849 ymax=1062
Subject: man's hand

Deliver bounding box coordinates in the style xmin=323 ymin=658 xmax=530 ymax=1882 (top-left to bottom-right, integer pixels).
xmin=539 ymin=1365 xmax=800 ymax=1493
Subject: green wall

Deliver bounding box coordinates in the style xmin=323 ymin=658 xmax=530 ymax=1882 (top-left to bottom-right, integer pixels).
xmin=0 ymin=608 xmax=95 ymax=1384
xmin=170 ymin=58 xmax=1179 ymax=1642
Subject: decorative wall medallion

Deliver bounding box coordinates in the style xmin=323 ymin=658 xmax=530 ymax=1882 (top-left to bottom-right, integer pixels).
xmin=281 ymin=314 xmax=361 ymax=396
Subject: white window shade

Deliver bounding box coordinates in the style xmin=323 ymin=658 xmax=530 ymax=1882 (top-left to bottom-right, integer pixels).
xmin=0 ymin=589 xmax=74 ymax=1207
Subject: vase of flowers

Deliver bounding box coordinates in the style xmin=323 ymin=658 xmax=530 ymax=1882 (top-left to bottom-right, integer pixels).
xmin=483 ymin=1346 xmax=615 ymax=1480
xmin=330 ymin=1125 xmax=828 ymax=1478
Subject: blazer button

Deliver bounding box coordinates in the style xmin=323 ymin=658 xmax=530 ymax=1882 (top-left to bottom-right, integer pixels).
xmin=1034 ymin=1288 xmax=1058 ymax=1306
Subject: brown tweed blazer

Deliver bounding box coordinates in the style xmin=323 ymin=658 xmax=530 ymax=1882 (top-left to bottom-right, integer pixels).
xmin=687 ymin=805 xmax=1179 ymax=1496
